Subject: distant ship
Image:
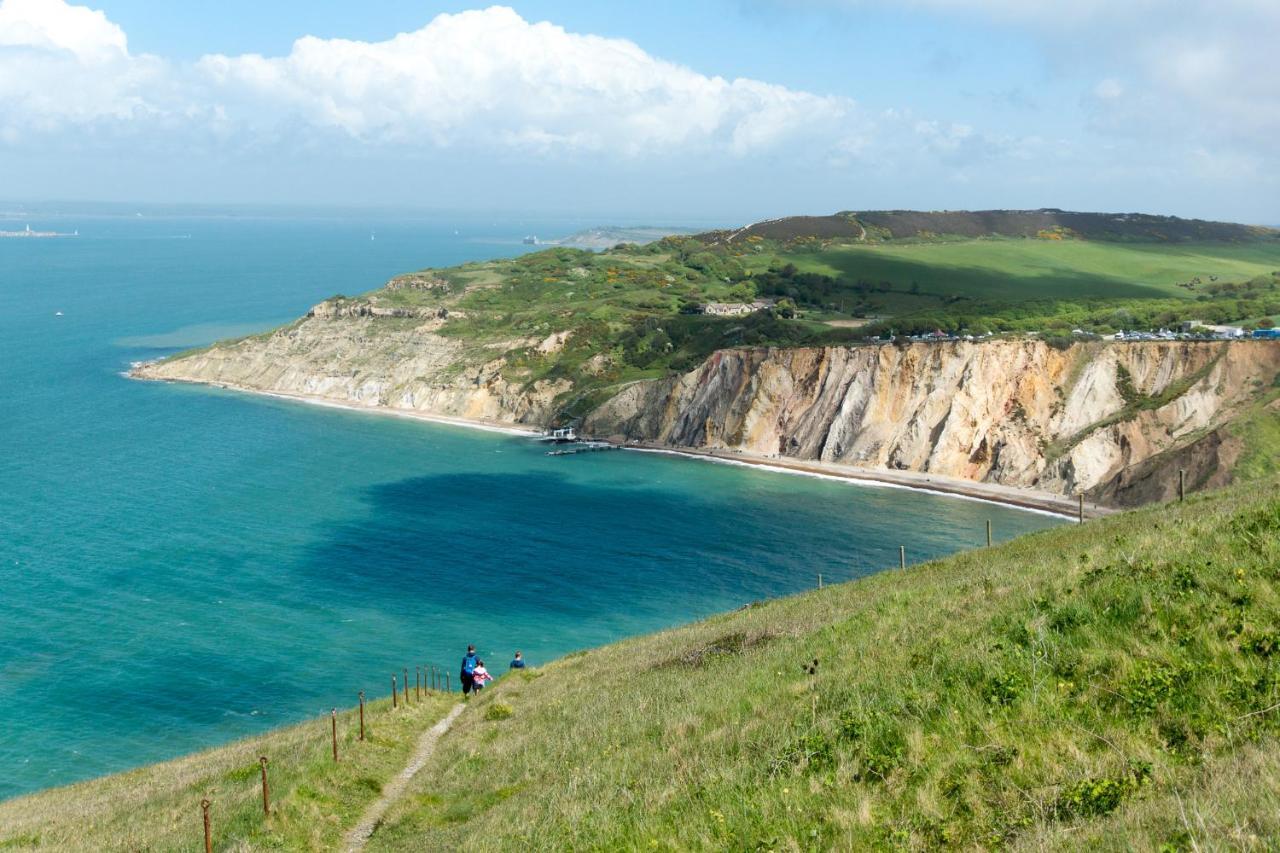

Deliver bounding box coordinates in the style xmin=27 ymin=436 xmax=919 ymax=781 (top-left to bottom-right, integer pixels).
xmin=522 ymin=235 xmax=540 ymax=245
xmin=0 ymin=224 xmax=74 ymax=239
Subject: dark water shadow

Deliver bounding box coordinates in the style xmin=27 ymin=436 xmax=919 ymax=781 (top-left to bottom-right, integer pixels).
xmin=291 ymin=469 xmax=858 ymax=621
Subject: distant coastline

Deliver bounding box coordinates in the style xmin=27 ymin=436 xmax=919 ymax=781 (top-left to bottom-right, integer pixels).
xmin=0 ymin=225 xmax=77 ymax=239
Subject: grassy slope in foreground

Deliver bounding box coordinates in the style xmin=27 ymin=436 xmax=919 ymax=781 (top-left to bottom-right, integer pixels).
xmin=370 ymin=477 xmax=1280 ymax=851
xmin=5 ymin=485 xmax=1278 ymax=850
xmin=0 ymin=694 xmax=454 ymax=851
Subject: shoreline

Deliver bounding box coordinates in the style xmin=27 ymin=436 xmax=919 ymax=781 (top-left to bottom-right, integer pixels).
xmin=623 ymin=444 xmax=1103 ymax=520
xmin=130 ymin=367 xmax=1104 ymax=518
xmin=129 ymin=367 xmax=541 ymax=438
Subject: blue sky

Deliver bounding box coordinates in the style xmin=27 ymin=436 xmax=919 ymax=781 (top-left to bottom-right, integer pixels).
xmin=1 ymin=0 xmax=1277 ymax=223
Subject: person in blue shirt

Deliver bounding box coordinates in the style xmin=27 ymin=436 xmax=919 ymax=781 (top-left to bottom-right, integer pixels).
xmin=460 ymin=644 xmax=479 ymax=695
xmin=509 ymin=651 xmax=526 ymax=670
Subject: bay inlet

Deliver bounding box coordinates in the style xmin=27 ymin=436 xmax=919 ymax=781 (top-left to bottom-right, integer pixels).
xmin=0 ymin=211 xmax=1061 ymax=800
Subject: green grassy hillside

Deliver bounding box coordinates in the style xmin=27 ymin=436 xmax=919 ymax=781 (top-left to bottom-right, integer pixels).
xmin=365 ymin=477 xmax=1280 ymax=851
xmin=786 ymin=239 xmax=1280 ymax=304
xmin=4 ymin=479 xmax=1278 ymax=850
xmin=704 ymin=209 xmax=1280 ymax=243
xmin=0 ymin=693 xmax=454 ymax=851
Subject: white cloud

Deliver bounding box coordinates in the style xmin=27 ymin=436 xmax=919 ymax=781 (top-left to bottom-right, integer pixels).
xmin=798 ymin=0 xmax=1280 ymax=147
xmin=0 ymin=0 xmax=124 ymax=60
xmin=194 ymin=6 xmax=848 ymax=156
xmin=0 ymin=0 xmax=171 ymax=133
xmin=0 ymin=2 xmax=854 ymax=158
xmin=4 ymin=0 xmax=1272 ymax=217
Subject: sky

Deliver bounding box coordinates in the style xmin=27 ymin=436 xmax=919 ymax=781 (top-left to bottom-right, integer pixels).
xmin=0 ymin=0 xmax=1277 ymax=222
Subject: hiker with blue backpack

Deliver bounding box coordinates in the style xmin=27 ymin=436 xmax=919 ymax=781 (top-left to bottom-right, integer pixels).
xmin=460 ymin=644 xmax=479 ymax=695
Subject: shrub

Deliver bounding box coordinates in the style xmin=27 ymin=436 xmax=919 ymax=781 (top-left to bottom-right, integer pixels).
xmin=485 ymin=704 xmax=514 ymax=721
xmin=1053 ymin=762 xmax=1153 ymax=820
xmin=1120 ymin=661 xmax=1181 ymax=715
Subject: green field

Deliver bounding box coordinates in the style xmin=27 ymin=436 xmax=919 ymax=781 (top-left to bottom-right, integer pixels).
xmin=742 ymin=239 xmax=1280 ymax=338
xmin=8 ymin=476 xmax=1278 ymax=850
xmin=783 ymin=239 xmax=1280 ymax=305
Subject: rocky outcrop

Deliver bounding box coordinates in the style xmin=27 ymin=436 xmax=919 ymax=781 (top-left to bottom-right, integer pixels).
xmin=584 ymin=340 xmax=1280 ymax=502
xmin=307 ymin=299 xmax=448 ymax=321
xmin=134 ymin=300 xmax=568 ymax=424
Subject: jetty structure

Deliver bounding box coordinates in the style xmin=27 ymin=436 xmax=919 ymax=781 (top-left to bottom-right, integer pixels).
xmin=545 ymin=441 xmax=618 ymax=456
xmin=534 ymin=425 xmax=621 ymax=456
xmin=536 ymin=426 xmax=579 ymax=443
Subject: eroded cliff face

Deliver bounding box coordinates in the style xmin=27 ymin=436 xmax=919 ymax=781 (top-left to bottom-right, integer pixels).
xmin=134 ymin=301 xmax=570 ymax=425
xmin=584 ymin=340 xmax=1280 ymax=502
xmin=138 ymin=306 xmax=1278 ymax=506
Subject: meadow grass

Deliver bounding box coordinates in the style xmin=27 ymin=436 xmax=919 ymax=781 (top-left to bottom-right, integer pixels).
xmin=0 ymin=692 xmax=455 ymax=851
xmin=363 ymin=476 xmax=1280 ymax=851
xmin=1232 ymin=388 xmax=1280 ymax=483
xmin=784 ymin=239 xmax=1280 ymax=304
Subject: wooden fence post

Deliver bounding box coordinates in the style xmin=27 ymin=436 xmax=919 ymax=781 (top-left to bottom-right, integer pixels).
xmin=259 ymin=757 xmax=270 ymax=816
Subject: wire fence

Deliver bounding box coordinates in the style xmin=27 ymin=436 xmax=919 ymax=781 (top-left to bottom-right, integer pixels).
xmin=196 ymin=658 xmax=460 ymax=848
xmin=195 ymin=471 xmax=1189 ymax=847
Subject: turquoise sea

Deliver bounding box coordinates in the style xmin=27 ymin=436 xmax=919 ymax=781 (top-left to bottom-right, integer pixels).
xmin=0 ymin=207 xmax=1061 ymax=800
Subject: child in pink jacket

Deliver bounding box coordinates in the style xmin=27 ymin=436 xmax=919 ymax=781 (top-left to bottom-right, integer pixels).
xmin=472 ymin=660 xmax=494 ymax=692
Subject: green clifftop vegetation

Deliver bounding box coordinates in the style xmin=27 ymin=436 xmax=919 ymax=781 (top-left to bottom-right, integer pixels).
xmin=295 ymin=210 xmax=1280 ymax=423
xmin=5 ymin=477 xmax=1279 ymax=850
